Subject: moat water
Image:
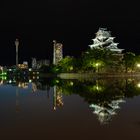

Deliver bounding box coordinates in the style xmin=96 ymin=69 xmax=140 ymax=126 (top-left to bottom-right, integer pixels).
xmin=0 ymin=76 xmax=140 ymax=140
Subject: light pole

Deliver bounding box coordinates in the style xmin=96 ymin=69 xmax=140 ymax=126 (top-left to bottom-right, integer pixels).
xmin=137 ymin=64 xmax=140 ymax=68
xmin=96 ymin=63 xmax=99 ymax=72
xmin=15 ymin=39 xmax=19 ymax=67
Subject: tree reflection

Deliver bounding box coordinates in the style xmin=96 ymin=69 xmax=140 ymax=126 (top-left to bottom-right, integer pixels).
xmin=56 ymin=78 xmax=140 ymax=124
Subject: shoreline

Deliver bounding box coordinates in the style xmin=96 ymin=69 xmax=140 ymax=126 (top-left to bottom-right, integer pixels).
xmin=57 ymin=72 xmax=140 ymax=79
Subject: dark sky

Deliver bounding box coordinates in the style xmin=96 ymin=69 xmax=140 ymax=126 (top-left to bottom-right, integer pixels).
xmin=0 ymin=1 xmax=140 ymax=65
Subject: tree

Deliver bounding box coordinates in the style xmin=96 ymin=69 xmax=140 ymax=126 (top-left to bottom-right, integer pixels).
xmin=81 ymin=48 xmax=113 ymax=72
xmin=135 ymin=55 xmax=140 ymax=72
xmin=122 ymin=52 xmax=136 ymax=73
xmin=58 ymin=56 xmax=75 ymax=72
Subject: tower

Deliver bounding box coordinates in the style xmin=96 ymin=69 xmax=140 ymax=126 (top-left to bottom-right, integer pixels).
xmin=53 ymin=40 xmax=63 ymax=65
xmin=15 ymin=39 xmax=19 ymax=66
xmin=89 ymin=28 xmax=124 ymax=54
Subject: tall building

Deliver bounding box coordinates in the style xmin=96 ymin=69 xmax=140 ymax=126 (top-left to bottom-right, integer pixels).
xmin=89 ymin=28 xmax=124 ymax=54
xmin=53 ymin=40 xmax=63 ymax=65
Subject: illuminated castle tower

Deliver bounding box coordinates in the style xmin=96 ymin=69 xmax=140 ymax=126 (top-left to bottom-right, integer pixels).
xmin=53 ymin=40 xmax=63 ymax=65
xmin=53 ymin=86 xmax=64 ymax=110
xmin=89 ymin=28 xmax=124 ymax=53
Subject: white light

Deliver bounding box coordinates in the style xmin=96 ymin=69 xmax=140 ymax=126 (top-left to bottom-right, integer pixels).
xmin=95 ymin=63 xmax=99 ymax=66
xmin=137 ymin=64 xmax=140 ymax=68
xmin=137 ymin=83 xmax=140 ymax=88
xmin=9 ymin=80 xmax=12 ymax=83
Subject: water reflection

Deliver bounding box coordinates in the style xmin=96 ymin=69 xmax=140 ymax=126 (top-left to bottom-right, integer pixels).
xmin=16 ymin=88 xmax=20 ymax=113
xmin=90 ymin=99 xmax=125 ymax=124
xmin=53 ymin=86 xmax=64 ymax=110
xmin=0 ymin=75 xmax=140 ymax=125
xmin=59 ymin=78 xmax=140 ymax=124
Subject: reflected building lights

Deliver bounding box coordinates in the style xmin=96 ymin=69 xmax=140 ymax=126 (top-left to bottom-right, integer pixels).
xmin=1 ymin=75 xmax=140 ymax=120
xmin=53 ymin=86 xmax=64 ymax=110
xmin=32 ymin=82 xmax=38 ymax=92
xmin=18 ymin=82 xmax=28 ymax=89
xmin=90 ymin=99 xmax=125 ymax=124
xmin=0 ymin=80 xmax=3 ymax=85
xmin=0 ymin=76 xmax=7 ymax=85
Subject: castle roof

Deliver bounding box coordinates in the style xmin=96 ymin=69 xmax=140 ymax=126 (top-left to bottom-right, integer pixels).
xmin=89 ymin=28 xmax=124 ymax=53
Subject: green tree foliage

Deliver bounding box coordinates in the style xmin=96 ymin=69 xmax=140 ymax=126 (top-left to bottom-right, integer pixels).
xmin=58 ymin=56 xmax=75 ymax=72
xmin=135 ymin=55 xmax=140 ymax=72
xmin=52 ymin=47 xmax=139 ymax=73
xmin=81 ymin=48 xmax=114 ymax=72
xmin=122 ymin=52 xmax=136 ymax=73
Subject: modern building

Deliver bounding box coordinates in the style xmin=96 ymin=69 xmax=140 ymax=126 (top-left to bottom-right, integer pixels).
xmin=53 ymin=40 xmax=63 ymax=65
xmin=18 ymin=62 xmax=28 ymax=69
xmin=32 ymin=58 xmax=50 ymax=69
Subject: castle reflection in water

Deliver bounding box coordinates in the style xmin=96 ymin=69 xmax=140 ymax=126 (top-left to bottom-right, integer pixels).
xmin=0 ymin=75 xmax=140 ymax=125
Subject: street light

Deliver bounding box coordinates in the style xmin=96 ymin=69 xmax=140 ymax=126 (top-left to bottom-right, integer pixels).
xmin=15 ymin=39 xmax=19 ymax=66
xmin=137 ymin=83 xmax=140 ymax=88
xmin=137 ymin=64 xmax=140 ymax=68
xmin=95 ymin=63 xmax=99 ymax=72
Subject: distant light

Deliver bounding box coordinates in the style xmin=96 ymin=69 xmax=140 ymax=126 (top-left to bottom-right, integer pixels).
xmin=70 ymin=81 xmax=73 ymax=86
xmin=29 ymin=68 xmax=32 ymax=71
xmin=137 ymin=64 xmax=140 ymax=68
xmin=137 ymin=83 xmax=140 ymax=88
xmin=95 ymin=63 xmax=99 ymax=66
xmin=55 ymin=80 xmax=59 ymax=83
xmin=0 ymin=72 xmax=7 ymax=76
xmin=9 ymin=69 xmax=12 ymax=71
xmin=9 ymin=80 xmax=12 ymax=84
xmin=1 ymin=76 xmax=7 ymax=80
xmin=29 ymin=79 xmax=32 ymax=83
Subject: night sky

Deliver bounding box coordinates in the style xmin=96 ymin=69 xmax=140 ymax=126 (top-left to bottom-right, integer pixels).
xmin=0 ymin=1 xmax=140 ymax=66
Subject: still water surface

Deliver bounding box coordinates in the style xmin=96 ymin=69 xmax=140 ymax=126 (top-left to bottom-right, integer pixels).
xmin=0 ymin=77 xmax=140 ymax=140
